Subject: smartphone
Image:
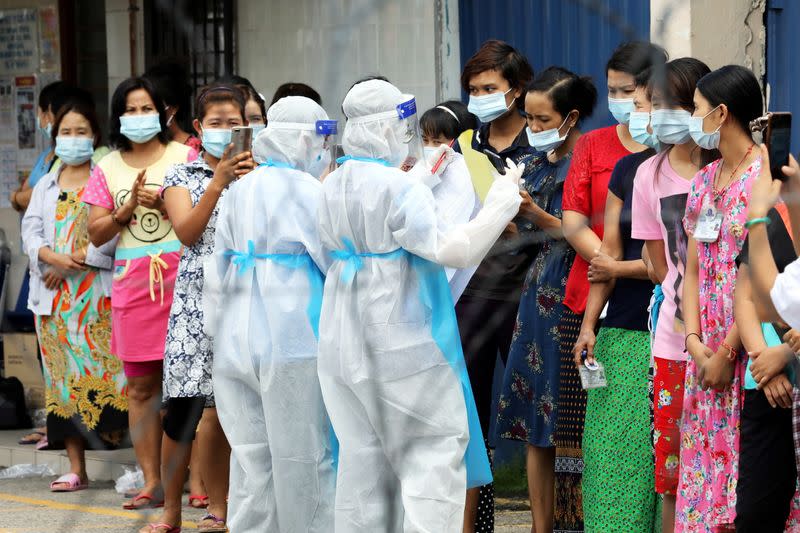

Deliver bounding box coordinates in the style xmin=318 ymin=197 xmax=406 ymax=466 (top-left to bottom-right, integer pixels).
xmin=763 ymin=112 xmax=792 ymax=181
xmin=482 ymin=148 xmax=506 ymax=175
xmin=230 ymin=126 xmax=253 ymax=158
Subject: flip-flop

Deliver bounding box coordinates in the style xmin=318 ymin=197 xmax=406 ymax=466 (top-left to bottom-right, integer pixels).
xmin=123 ymin=492 xmax=165 ymax=510
xmin=50 ymin=473 xmax=88 ymax=492
xmin=188 ymin=494 xmax=209 ymax=508
xmin=18 ymin=430 xmax=45 ymax=445
xmin=35 ymin=436 xmax=50 ymax=450
xmin=198 ymin=513 xmax=227 ymax=532
xmin=140 ymin=523 xmax=180 ymax=533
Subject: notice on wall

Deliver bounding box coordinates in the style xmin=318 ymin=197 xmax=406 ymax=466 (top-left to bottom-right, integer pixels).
xmin=15 ymin=76 xmax=37 ymax=169
xmin=0 ymin=77 xmax=13 ymax=144
xmin=0 ymin=146 xmax=17 ymax=208
xmin=0 ymin=10 xmax=38 ymax=74
xmin=38 ymin=6 xmax=58 ymax=72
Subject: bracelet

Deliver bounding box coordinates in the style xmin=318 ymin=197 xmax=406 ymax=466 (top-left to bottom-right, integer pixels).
xmin=111 ymin=208 xmax=131 ymax=226
xmin=721 ymin=341 xmax=738 ymax=361
xmin=744 ymin=217 xmax=771 ymax=229
xmin=684 ymin=332 xmax=702 ymax=353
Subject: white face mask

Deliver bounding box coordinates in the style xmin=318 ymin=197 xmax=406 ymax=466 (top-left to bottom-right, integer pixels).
xmin=468 ymin=88 xmax=515 ymax=123
xmin=525 ymin=115 xmax=572 ymax=153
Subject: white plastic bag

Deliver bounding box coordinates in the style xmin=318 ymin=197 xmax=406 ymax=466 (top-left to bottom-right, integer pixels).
xmin=114 ymin=465 xmax=144 ymax=495
xmin=0 ymin=464 xmax=55 ymax=479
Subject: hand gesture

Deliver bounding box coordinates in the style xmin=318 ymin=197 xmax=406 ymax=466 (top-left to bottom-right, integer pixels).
xmin=762 ymin=373 xmax=794 ymax=408
xmin=783 ymin=329 xmax=800 ymax=354
xmin=493 ymin=158 xmax=524 ymax=188
xmin=42 ymin=269 xmax=63 ymax=290
xmin=749 ymin=144 xmax=782 ymax=220
xmin=588 ymin=250 xmax=618 ymax=283
xmin=48 ymin=253 xmax=86 ymax=278
xmin=701 ymin=352 xmax=734 ymax=390
xmin=426 ymin=143 xmax=456 ymax=176
xmin=573 ymin=328 xmax=597 ymax=368
xmin=517 ymin=189 xmax=541 ymax=223
xmin=750 ymin=344 xmax=793 ymax=388
xmin=212 ymin=145 xmax=255 ymax=189
xmin=127 ymin=169 xmax=146 ymax=209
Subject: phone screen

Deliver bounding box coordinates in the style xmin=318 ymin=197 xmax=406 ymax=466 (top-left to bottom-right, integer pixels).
xmin=482 ymin=149 xmax=506 ymax=175
xmin=767 ymin=114 xmax=791 ymax=181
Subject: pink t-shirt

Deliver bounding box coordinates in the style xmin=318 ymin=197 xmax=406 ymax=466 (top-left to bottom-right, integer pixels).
xmin=631 ymin=153 xmax=691 ymax=360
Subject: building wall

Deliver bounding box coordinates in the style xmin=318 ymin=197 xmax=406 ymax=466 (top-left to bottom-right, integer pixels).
xmin=651 ymin=0 xmax=766 ymax=74
xmin=236 ymin=0 xmax=438 ymax=121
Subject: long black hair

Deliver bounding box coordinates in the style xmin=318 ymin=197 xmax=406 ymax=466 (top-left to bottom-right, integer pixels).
xmin=109 ymin=76 xmax=169 ymax=151
xmin=696 ymin=65 xmax=763 ymax=136
xmin=144 ymin=59 xmax=193 ymax=133
xmin=526 ymin=66 xmax=598 ymax=123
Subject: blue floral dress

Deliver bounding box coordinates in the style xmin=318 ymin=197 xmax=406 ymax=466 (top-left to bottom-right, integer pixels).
xmin=496 ymin=154 xmax=574 ymax=447
xmin=162 ymin=156 xmax=227 ymax=406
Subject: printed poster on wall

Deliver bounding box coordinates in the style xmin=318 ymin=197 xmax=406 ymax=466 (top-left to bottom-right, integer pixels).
xmin=15 ymin=75 xmax=37 ymax=170
xmin=38 ymin=6 xmax=59 ymax=72
xmin=0 ymin=10 xmax=38 ymax=74
xmin=0 ymin=77 xmax=13 ymax=144
xmin=0 ymin=146 xmax=17 ymax=208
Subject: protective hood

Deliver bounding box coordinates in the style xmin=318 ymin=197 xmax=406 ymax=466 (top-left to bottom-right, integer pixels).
xmin=341 ymin=79 xmax=415 ymax=167
xmin=253 ymin=95 xmax=330 ymax=172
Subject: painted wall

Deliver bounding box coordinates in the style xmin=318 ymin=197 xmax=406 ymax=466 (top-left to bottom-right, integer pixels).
xmin=651 ymin=0 xmax=766 ymax=74
xmin=236 ymin=0 xmax=439 ymax=122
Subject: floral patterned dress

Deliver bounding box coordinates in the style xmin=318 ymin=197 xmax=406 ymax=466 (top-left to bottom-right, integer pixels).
xmin=496 ymin=154 xmax=574 ymax=447
xmin=162 ymin=156 xmax=227 ymax=406
xmin=36 ymin=187 xmax=128 ymax=449
xmin=677 ymin=157 xmax=755 ymax=530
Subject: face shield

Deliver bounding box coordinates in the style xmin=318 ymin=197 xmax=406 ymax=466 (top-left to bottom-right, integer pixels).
xmin=310 ymin=119 xmax=338 ymax=178
xmin=395 ymin=97 xmax=425 ymax=172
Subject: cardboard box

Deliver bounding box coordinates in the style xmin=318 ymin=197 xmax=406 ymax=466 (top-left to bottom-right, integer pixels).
xmin=3 ymin=333 xmax=44 ymax=409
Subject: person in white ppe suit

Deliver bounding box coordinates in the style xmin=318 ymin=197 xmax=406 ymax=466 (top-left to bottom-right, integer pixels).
xmin=316 ymin=78 xmax=523 ymax=533
xmin=204 ymin=96 xmax=336 ymax=533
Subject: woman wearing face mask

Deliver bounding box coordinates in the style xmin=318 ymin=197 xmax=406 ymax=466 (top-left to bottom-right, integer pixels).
xmin=494 ymin=66 xmax=596 ymax=533
xmin=419 ymin=100 xmax=480 ymax=301
xmin=140 ymin=85 xmax=253 ymax=533
xmin=21 ymin=99 xmax=126 ymax=492
xmin=677 ymin=65 xmax=763 ymax=532
xmin=556 ymin=40 xmax=666 ymax=533
xmin=145 ymin=60 xmax=203 ymax=153
xmin=573 ymin=68 xmax=662 ymax=532
xmin=457 ymin=39 xmax=535 ymax=532
xmin=630 ymin=57 xmax=713 ymax=533
xmin=84 ymin=77 xmax=198 ymax=510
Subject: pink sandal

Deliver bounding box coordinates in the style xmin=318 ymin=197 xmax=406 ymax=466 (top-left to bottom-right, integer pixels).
xmin=141 ymin=524 xmax=180 ymax=533
xmin=50 ymin=473 xmax=88 ymax=492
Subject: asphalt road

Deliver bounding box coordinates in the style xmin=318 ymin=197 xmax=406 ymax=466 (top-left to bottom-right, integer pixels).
xmin=0 ymin=478 xmax=532 ymax=532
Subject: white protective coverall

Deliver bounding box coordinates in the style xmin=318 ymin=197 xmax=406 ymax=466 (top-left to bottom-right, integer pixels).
xmin=316 ymin=79 xmax=522 ymax=533
xmin=205 ymin=96 xmax=336 ymax=533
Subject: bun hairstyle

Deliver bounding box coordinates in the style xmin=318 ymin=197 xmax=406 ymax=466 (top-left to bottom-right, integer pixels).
xmin=527 ymin=66 xmax=598 ymax=123
xmin=420 ymin=100 xmax=478 ymax=141
xmin=696 ymin=65 xmax=763 ymax=136
xmin=651 ymin=57 xmax=711 ymax=112
xmin=144 ymin=59 xmax=193 ymax=132
xmin=194 ymin=84 xmax=247 ymax=122
xmin=606 ymin=41 xmax=668 ymax=76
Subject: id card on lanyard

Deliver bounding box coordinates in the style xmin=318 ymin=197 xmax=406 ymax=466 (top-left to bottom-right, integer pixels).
xmin=694 ymin=198 xmax=724 ymax=243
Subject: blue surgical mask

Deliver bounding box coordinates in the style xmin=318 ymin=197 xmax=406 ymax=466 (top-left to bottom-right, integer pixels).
xmin=651 ymin=109 xmax=693 ymax=145
xmin=628 ymin=111 xmax=659 ymax=149
xmin=526 ymin=116 xmax=571 ymax=153
xmin=689 ymin=105 xmax=722 ymax=150
xmin=608 ymin=97 xmax=635 ymax=125
xmin=251 ymin=123 xmax=265 ymax=138
xmin=37 ymin=116 xmax=52 ymax=139
xmin=119 ymin=113 xmax=162 ymax=144
xmin=468 ymin=88 xmax=515 ymax=123
xmin=202 ymin=128 xmax=232 ymax=159
xmin=54 ymin=136 xmax=94 ymax=166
